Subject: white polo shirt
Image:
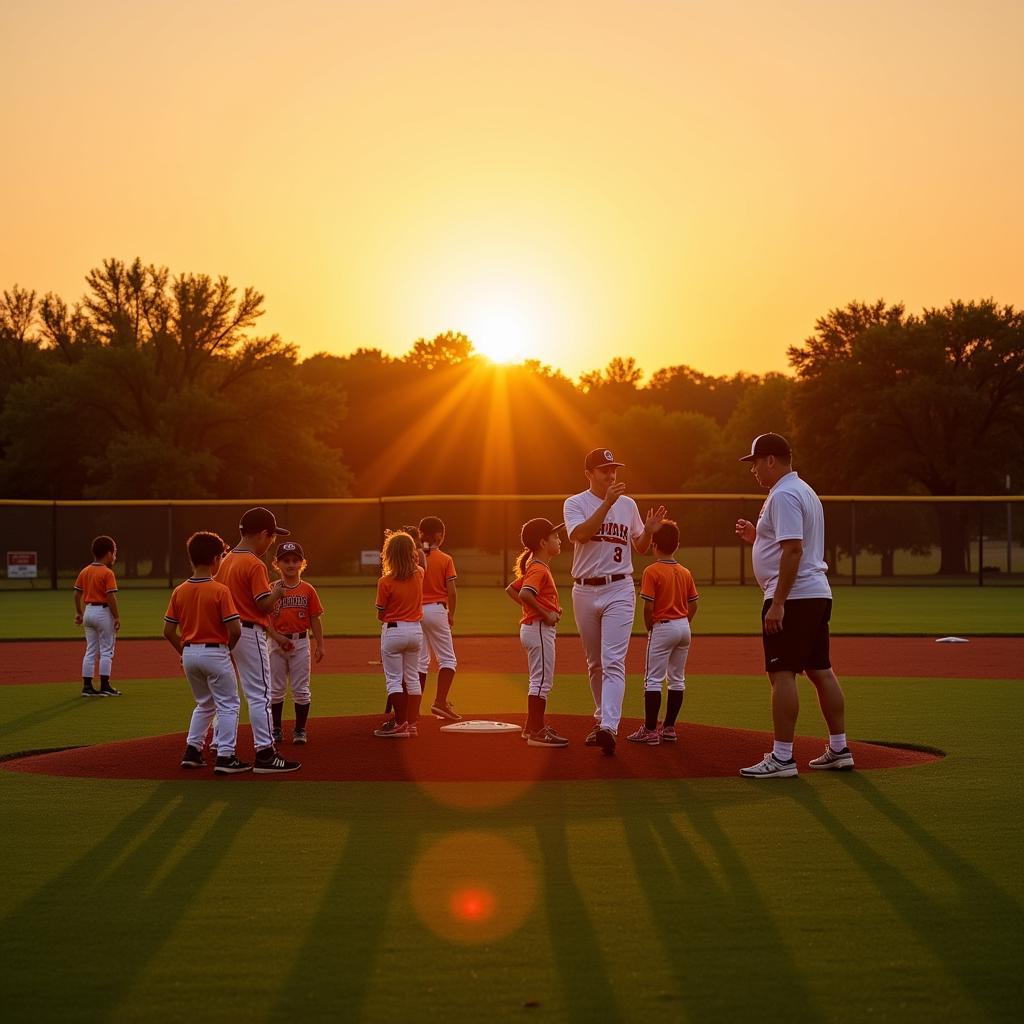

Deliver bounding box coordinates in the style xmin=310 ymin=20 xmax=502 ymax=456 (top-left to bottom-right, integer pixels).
xmin=752 ymin=471 xmax=832 ymax=601
xmin=563 ymin=490 xmax=644 ymax=579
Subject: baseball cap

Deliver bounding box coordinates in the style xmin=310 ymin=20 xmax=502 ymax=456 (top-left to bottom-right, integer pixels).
xmin=276 ymin=540 xmax=304 ymax=559
xmin=584 ymin=448 xmax=625 ymax=472
xmin=521 ymin=517 xmax=564 ymax=550
xmin=739 ymin=433 xmax=792 ymax=462
xmin=239 ymin=506 xmax=290 ymax=536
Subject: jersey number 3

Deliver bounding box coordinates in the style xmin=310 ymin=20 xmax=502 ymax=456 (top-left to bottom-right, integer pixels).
xmin=613 ymin=546 xmax=623 ymax=563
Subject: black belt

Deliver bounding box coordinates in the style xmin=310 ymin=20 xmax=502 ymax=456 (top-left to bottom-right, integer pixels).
xmin=386 ymin=622 xmax=398 ymax=629
xmin=184 ymin=642 xmax=225 ymax=648
xmin=241 ymin=620 xmax=263 ymax=629
xmin=573 ymin=574 xmax=629 ymax=586
xmin=279 ymin=631 xmax=307 ymax=639
xmin=87 ymin=602 xmax=109 ymax=607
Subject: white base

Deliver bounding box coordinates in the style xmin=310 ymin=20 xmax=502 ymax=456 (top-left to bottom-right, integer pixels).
xmin=439 ymin=720 xmax=521 ymax=734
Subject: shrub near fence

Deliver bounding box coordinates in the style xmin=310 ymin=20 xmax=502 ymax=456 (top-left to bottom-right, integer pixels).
xmin=1 ymin=495 xmax=1022 ymax=589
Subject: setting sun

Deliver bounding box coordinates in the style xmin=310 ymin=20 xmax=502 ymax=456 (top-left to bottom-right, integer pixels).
xmin=458 ymin=285 xmax=546 ymax=364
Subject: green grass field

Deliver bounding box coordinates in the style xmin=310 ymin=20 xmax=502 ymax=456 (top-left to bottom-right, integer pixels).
xmin=2 ymin=584 xmax=1023 ymax=640
xmin=1 ymin=670 xmax=1022 ymax=1022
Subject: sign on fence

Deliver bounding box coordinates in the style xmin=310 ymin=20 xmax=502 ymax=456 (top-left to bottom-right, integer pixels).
xmin=361 ymin=550 xmax=382 ymax=567
xmin=7 ymin=551 xmax=38 ymax=579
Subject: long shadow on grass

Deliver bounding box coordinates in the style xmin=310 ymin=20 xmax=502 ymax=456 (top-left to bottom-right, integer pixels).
xmin=787 ymin=780 xmax=1022 ymax=1020
xmin=614 ymin=781 xmax=825 ymax=1021
xmin=2 ymin=782 xmax=271 ymax=1020
xmin=0 ymin=693 xmax=96 ymax=743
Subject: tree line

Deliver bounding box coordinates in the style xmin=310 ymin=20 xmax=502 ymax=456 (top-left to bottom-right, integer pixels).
xmin=2 ymin=258 xmax=1022 ymax=573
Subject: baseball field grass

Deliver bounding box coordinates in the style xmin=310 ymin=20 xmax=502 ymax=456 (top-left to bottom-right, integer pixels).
xmin=2 ymin=583 xmax=1022 ymax=639
xmin=2 ymin=665 xmax=1022 ymax=1023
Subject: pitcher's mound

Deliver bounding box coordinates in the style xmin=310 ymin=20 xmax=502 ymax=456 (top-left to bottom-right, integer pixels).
xmin=2 ymin=714 xmax=942 ymax=782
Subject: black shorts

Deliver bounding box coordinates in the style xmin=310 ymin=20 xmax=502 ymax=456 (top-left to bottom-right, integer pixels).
xmin=761 ymin=598 xmax=832 ymax=674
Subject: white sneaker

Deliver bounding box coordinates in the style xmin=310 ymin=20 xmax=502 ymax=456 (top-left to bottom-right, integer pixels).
xmin=627 ymin=725 xmax=660 ymax=746
xmin=808 ymin=745 xmax=855 ymax=770
xmin=740 ymin=752 xmax=799 ymax=778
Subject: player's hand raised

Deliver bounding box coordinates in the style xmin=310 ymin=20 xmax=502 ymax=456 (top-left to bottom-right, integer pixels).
xmin=645 ymin=505 xmax=668 ymax=530
xmin=605 ymin=481 xmax=627 ymax=504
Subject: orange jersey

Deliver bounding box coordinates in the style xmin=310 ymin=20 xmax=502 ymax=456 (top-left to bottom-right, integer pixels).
xmin=422 ymin=548 xmax=457 ymax=604
xmin=164 ymin=578 xmax=240 ymax=644
xmin=216 ymin=548 xmax=273 ymax=625
xmin=376 ymin=568 xmax=424 ymax=622
xmin=270 ymin=580 xmax=324 ymax=634
xmin=640 ymin=561 xmax=699 ymax=621
xmin=516 ymin=560 xmax=562 ymax=626
xmin=74 ymin=563 xmax=118 ymax=604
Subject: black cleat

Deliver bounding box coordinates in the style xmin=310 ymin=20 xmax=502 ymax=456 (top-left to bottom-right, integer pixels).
xmin=254 ymin=749 xmax=301 ymax=774
xmin=180 ymin=745 xmax=205 ymax=769
xmin=99 ymin=686 xmax=122 ymax=696
xmin=595 ymin=727 xmax=616 ymax=757
xmin=214 ymin=755 xmax=252 ymax=774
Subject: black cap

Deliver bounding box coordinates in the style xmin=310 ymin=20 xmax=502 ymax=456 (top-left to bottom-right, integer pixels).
xmin=521 ymin=518 xmax=564 ymax=550
xmin=739 ymin=433 xmax=792 ymax=462
xmin=276 ymin=540 xmax=304 ymax=559
xmin=584 ymin=448 xmax=625 ymax=472
xmin=239 ymin=506 xmax=290 ymax=536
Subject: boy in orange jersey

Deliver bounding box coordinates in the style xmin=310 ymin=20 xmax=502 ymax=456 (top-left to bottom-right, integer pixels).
xmin=73 ymin=534 xmax=122 ymax=697
xmin=163 ymin=532 xmax=248 ymax=773
xmin=216 ymin=506 xmax=300 ymax=774
xmin=417 ymin=516 xmax=461 ymax=721
xmin=268 ymin=540 xmax=324 ymax=746
xmin=629 ymin=520 xmax=699 ymax=746
xmin=373 ymin=530 xmax=424 ymax=739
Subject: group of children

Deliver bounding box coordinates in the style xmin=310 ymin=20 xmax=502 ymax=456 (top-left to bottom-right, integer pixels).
xmin=75 ymin=505 xmax=699 ymax=769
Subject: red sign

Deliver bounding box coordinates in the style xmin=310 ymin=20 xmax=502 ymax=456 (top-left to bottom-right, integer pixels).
xmin=7 ymin=551 xmax=38 ymax=579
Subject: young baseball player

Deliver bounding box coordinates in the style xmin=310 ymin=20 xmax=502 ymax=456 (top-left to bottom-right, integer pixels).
xmin=382 ymin=526 xmax=427 ymax=727
xmin=73 ymin=535 xmax=121 ymax=697
xmin=628 ymin=521 xmax=699 ymax=746
xmin=163 ymin=531 xmax=249 ymax=773
xmin=216 ymin=507 xmax=300 ymax=773
xmin=417 ymin=516 xmax=461 ymax=721
xmin=373 ymin=530 xmax=424 ymax=738
xmin=505 ymin=518 xmax=569 ymax=747
xmin=563 ymin=448 xmax=667 ymax=756
xmin=267 ymin=540 xmax=324 ymax=746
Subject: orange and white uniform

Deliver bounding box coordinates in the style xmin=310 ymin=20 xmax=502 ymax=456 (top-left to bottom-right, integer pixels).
xmin=515 ymin=559 xmax=562 ymax=699
xmin=215 ymin=548 xmax=276 ymax=750
xmin=418 ymin=547 xmax=458 ymax=674
xmin=639 ymin=560 xmax=699 ymax=693
xmin=376 ymin=568 xmax=424 ymax=696
xmin=268 ymin=580 xmax=324 ymax=706
xmin=165 ymin=576 xmax=242 ymax=757
xmin=75 ymin=562 xmax=118 ymax=678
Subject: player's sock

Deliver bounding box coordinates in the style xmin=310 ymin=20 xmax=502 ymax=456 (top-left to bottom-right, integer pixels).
xmin=829 ymin=732 xmax=847 ymax=753
xmin=384 ymin=695 xmax=393 ymax=717
xmin=644 ymin=691 xmax=661 ymax=731
xmin=436 ymin=667 xmax=455 ymax=706
xmin=295 ymin=702 xmax=310 ymax=732
xmin=271 ymin=701 xmax=284 ymax=730
xmin=406 ymin=693 xmax=422 ymax=726
xmin=527 ymin=694 xmax=545 ymax=733
xmin=418 ymin=672 xmax=428 ymax=703
xmin=391 ymin=692 xmax=407 ymax=725
xmin=773 ymin=740 xmax=794 ymax=762
xmin=83 ymin=677 xmax=93 ymax=690
xmin=664 ymin=690 xmax=684 ymax=727
xmin=100 ymin=675 xmax=110 ymax=687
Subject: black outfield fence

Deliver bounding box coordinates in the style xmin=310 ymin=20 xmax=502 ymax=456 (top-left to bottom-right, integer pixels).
xmin=1 ymin=495 xmax=1022 ymax=589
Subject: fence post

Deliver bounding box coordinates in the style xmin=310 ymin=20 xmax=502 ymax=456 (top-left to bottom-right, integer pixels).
xmin=850 ymin=500 xmax=857 ymax=587
xmin=711 ymin=500 xmax=717 ymax=586
xmin=51 ymin=501 xmax=58 ymax=590
xmin=378 ymin=498 xmax=386 ymax=544
xmin=978 ymin=504 xmax=984 ymax=587
xmin=739 ymin=502 xmax=746 ymax=587
xmin=167 ymin=504 xmax=174 ymax=588
xmin=502 ymin=500 xmax=509 ymax=584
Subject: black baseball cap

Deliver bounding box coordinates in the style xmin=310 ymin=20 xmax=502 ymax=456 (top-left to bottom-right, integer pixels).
xmin=584 ymin=448 xmax=625 ymax=472
xmin=276 ymin=540 xmax=304 ymax=559
xmin=739 ymin=433 xmax=792 ymax=462
xmin=239 ymin=506 xmax=290 ymax=536
xmin=521 ymin=518 xmax=564 ymax=550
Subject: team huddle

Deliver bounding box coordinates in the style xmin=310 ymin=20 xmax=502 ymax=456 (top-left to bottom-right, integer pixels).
xmin=74 ymin=438 xmax=856 ymax=778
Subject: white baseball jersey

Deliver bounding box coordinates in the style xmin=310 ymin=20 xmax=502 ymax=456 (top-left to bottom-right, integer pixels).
xmin=563 ymin=490 xmax=645 ymax=579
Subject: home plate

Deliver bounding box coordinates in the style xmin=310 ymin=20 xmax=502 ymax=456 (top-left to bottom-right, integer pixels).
xmin=439 ymin=720 xmax=521 ymax=734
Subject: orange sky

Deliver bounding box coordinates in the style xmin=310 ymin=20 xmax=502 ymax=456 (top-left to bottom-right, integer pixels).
xmin=2 ymin=0 xmax=1022 ymax=378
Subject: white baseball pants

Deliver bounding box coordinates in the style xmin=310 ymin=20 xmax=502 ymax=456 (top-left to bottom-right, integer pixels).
xmin=82 ymin=604 xmax=116 ymax=678
xmin=381 ymin=621 xmax=423 ymax=696
xmin=417 ymin=603 xmax=457 ymax=673
xmin=231 ymin=625 xmax=276 ymax=751
xmin=270 ymin=636 xmax=312 ymax=705
xmin=183 ymin=645 xmax=240 ymax=756
xmin=572 ymin=578 xmax=635 ymax=734
xmin=520 ymin=621 xmax=556 ymax=699
xmin=644 ymin=618 xmax=691 ymax=692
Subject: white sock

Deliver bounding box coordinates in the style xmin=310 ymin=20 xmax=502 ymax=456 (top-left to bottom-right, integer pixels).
xmin=829 ymin=733 xmax=847 ymax=752
xmin=773 ymin=740 xmax=794 ymax=762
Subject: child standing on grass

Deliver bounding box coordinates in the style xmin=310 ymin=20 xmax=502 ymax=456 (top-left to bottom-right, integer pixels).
xmin=267 ymin=540 xmax=324 ymax=746
xmin=417 ymin=515 xmax=461 ymax=721
xmin=629 ymin=520 xmax=699 ymax=746
xmin=373 ymin=530 xmax=425 ymax=738
xmin=73 ymin=534 xmax=121 ymax=697
xmin=163 ymin=532 xmax=247 ymax=773
xmin=505 ymin=518 xmax=569 ymax=748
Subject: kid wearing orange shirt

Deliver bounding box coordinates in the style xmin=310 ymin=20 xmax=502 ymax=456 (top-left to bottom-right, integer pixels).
xmin=629 ymin=520 xmax=699 ymax=746
xmin=73 ymin=534 xmax=121 ymax=697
